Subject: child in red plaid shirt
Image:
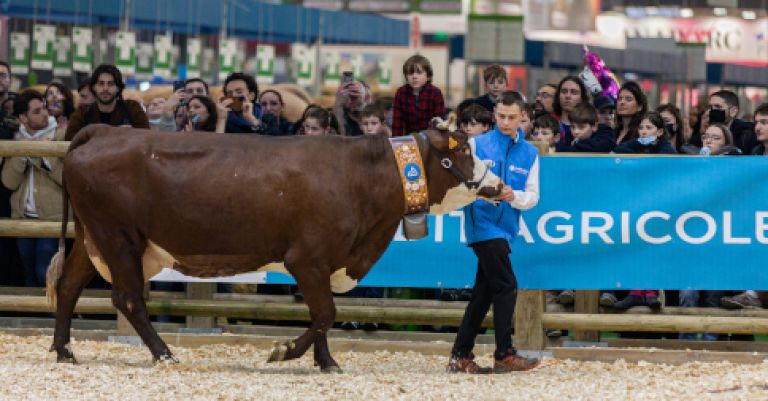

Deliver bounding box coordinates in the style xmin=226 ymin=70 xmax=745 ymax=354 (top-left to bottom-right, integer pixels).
xmin=391 ymin=55 xmax=446 ymax=137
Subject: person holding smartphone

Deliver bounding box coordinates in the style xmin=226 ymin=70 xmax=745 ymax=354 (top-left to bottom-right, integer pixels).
xmin=221 ymin=72 xmax=263 ymax=134
xmin=332 ymin=71 xmax=373 ymax=136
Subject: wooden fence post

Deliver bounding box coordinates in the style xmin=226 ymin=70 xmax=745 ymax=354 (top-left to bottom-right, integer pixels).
xmin=573 ymin=290 xmax=600 ymax=342
xmin=514 ymin=290 xmax=545 ymax=350
xmin=186 ymin=283 xmax=216 ymax=328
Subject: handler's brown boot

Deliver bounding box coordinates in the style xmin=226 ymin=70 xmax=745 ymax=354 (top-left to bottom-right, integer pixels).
xmin=446 ymin=353 xmax=491 ymax=374
xmin=493 ymin=350 xmax=540 ymax=373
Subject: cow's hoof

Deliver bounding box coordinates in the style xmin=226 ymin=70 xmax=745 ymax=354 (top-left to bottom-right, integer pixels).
xmin=320 ymin=365 xmax=343 ymax=374
xmin=53 ymin=344 xmax=77 ymax=364
xmin=56 ymin=354 xmax=78 ymax=364
xmin=267 ymin=341 xmax=288 ymax=363
xmin=155 ymin=351 xmax=179 ymax=364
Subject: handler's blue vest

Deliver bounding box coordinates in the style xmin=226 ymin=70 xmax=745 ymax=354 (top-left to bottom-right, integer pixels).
xmin=464 ymin=126 xmax=538 ymax=246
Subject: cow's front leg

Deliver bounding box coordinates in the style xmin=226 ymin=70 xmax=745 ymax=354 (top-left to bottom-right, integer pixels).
xmin=313 ymin=331 xmax=340 ymax=373
xmin=267 ymin=266 xmax=338 ymax=372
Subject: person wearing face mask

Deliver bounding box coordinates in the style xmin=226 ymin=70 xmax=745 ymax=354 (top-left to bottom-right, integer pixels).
xmin=613 ymin=111 xmax=676 ymax=155
xmin=656 ymin=103 xmax=685 ymax=151
xmin=183 ymin=95 xmax=220 ymax=133
xmin=1 ymin=90 xmax=65 ymax=288
xmin=258 ymin=90 xmax=293 ymax=136
xmin=703 ymin=90 xmax=757 ymax=155
xmin=610 ymin=112 xmax=674 ymax=311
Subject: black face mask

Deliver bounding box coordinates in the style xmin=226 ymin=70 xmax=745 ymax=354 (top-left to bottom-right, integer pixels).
xmin=709 ymin=109 xmax=727 ymax=124
xmin=664 ymin=123 xmax=675 ymax=134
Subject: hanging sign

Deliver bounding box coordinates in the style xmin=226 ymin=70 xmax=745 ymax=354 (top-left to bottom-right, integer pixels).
xmin=153 ymin=35 xmax=172 ymax=78
xmin=378 ymin=55 xmax=392 ymax=90
xmin=115 ymin=31 xmax=136 ymax=75
xmin=53 ymin=35 xmax=72 ymax=76
xmin=291 ymin=43 xmax=315 ymax=86
xmin=323 ymin=50 xmax=340 ymax=86
xmin=10 ymin=33 xmax=30 ymax=74
xmin=186 ymin=37 xmax=202 ymax=78
xmin=71 ymin=27 xmax=92 ymax=72
xmin=135 ymin=42 xmax=154 ymax=78
xmin=218 ymin=38 xmax=238 ymax=80
xmin=255 ymin=44 xmax=275 ymax=84
xmin=31 ymin=24 xmax=55 ymax=70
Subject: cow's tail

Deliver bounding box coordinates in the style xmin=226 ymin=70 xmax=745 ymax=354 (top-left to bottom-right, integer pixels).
xmin=46 ymin=127 xmax=95 ymax=309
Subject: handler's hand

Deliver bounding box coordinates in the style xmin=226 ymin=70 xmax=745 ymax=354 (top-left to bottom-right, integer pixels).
xmin=495 ymin=185 xmax=515 ymax=202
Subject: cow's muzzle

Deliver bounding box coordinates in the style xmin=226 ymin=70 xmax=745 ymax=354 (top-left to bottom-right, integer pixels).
xmin=477 ymin=182 xmax=504 ymax=198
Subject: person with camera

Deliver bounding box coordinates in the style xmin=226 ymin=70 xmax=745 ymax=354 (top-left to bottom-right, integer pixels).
xmin=2 ymin=90 xmax=65 ymax=287
xmin=702 ymin=90 xmax=757 ymax=155
xmin=65 ymin=64 xmax=150 ymax=140
xmin=332 ymin=72 xmax=373 ymax=136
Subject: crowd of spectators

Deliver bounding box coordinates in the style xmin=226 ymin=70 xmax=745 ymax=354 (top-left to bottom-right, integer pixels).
xmin=0 ymin=53 xmax=767 ymax=337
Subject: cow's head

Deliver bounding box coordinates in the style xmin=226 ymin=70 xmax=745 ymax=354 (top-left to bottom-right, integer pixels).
xmin=417 ymin=117 xmax=503 ymax=215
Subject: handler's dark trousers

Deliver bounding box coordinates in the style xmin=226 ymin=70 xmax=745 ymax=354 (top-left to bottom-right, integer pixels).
xmin=452 ymin=238 xmax=517 ymax=361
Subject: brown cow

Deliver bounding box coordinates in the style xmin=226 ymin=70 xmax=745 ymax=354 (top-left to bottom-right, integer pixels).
xmin=47 ymin=123 xmax=503 ymax=372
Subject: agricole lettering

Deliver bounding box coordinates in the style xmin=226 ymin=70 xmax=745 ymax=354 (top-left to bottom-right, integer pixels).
xmin=395 ymin=211 xmax=768 ymax=245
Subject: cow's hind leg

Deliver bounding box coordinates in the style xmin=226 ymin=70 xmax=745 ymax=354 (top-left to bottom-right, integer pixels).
xmin=267 ymin=267 xmax=340 ymax=372
xmin=99 ymin=236 xmax=177 ymax=363
xmin=50 ymin=236 xmax=97 ymax=363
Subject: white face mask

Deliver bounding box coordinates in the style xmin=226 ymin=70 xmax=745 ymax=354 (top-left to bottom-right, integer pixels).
xmin=638 ymin=136 xmax=656 ymax=146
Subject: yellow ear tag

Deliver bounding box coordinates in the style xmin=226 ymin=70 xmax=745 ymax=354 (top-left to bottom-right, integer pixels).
xmin=448 ymin=136 xmax=459 ymax=150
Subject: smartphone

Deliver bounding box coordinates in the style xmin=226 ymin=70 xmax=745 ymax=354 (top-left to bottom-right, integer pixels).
xmin=173 ymin=80 xmax=185 ymax=92
xmin=342 ymin=71 xmax=354 ymax=84
xmin=226 ymin=96 xmax=244 ymax=112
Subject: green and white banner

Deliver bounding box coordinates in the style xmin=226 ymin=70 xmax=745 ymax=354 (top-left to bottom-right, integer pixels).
xmin=350 ymin=53 xmax=364 ymax=81
xmin=186 ymin=37 xmax=202 ymax=78
xmin=153 ymin=35 xmax=172 ymax=78
xmin=218 ymin=38 xmax=238 ymax=80
xmin=31 ymin=24 xmax=55 ymax=70
xmin=291 ymin=43 xmax=315 ymax=86
xmin=378 ymin=55 xmax=392 ymax=89
xmin=71 ymin=27 xmax=92 ymax=73
xmin=115 ymin=31 xmax=136 ymax=75
xmin=53 ymin=35 xmax=72 ymax=76
xmin=323 ymin=50 xmax=340 ymax=86
xmin=10 ymin=32 xmax=30 ymax=74
xmin=135 ymin=42 xmax=154 ymax=79
xmin=255 ymin=44 xmax=274 ymax=84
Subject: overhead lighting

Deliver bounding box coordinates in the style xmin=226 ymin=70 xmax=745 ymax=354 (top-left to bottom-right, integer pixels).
xmin=713 ymin=7 xmax=727 ymax=17
xmin=742 ymin=10 xmax=757 ymax=20
xmin=645 ymin=6 xmax=659 ymax=16
xmin=680 ymin=8 xmax=694 ymax=18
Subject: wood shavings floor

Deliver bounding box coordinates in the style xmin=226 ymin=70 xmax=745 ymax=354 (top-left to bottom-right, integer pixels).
xmin=3 ymin=334 xmax=768 ymax=400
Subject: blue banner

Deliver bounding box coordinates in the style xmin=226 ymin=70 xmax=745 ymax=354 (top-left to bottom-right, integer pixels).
xmin=267 ymin=156 xmax=768 ymax=290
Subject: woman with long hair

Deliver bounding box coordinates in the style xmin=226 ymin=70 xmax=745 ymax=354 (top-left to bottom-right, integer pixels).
xmin=44 ymin=82 xmax=75 ymax=131
xmin=184 ymin=95 xmax=220 ymax=133
xmin=615 ymin=81 xmax=648 ymax=145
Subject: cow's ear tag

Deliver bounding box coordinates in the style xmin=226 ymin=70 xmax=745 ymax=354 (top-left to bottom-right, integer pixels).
xmin=448 ymin=136 xmax=459 ymax=150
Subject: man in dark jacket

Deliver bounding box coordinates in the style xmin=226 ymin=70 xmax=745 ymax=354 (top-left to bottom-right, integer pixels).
xmin=706 ymin=90 xmax=757 ymax=155
xmin=65 ymin=64 xmax=150 ymax=140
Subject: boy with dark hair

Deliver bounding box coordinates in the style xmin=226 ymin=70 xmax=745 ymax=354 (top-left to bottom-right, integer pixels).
xmin=458 ymin=104 xmax=492 ymax=137
xmin=475 ymin=65 xmax=507 ymax=113
xmin=359 ymin=104 xmax=390 ymax=136
xmin=531 ymin=114 xmax=560 ymax=154
xmin=448 ymin=91 xmax=541 ymax=374
xmin=751 ymin=103 xmax=768 ymax=156
xmin=555 ymin=102 xmax=616 ymax=153
xmin=391 ymin=55 xmax=445 ymax=136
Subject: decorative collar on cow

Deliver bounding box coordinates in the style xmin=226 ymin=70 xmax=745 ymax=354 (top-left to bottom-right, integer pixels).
xmin=390 ymin=115 xmax=491 ymax=215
